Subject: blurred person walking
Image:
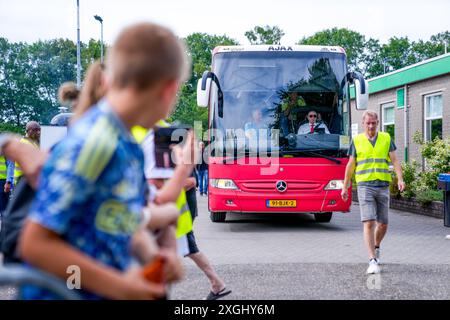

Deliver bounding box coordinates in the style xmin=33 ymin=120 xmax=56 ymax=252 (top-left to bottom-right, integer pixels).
xmin=196 ymin=141 xmax=208 ymax=196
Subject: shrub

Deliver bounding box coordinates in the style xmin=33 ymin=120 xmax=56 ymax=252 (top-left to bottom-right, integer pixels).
xmin=409 ymin=131 xmax=450 ymax=202
xmin=400 ymin=160 xmax=419 ymax=198
xmin=390 ymin=174 xmax=401 ymax=199
xmin=416 ymin=189 xmax=443 ymax=205
xmin=0 ymin=123 xmax=22 ymax=134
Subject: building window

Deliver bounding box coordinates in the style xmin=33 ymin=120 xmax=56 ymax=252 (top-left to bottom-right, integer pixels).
xmin=424 ymin=94 xmax=443 ymax=141
xmin=382 ymin=102 xmax=395 ymax=141
xmin=397 ymin=88 xmax=405 ymax=109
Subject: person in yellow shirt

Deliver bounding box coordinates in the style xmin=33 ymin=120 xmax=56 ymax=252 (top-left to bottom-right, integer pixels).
xmin=13 ymin=121 xmax=40 ymax=183
xmin=280 ymin=92 xmax=306 ymax=136
xmin=23 ymin=121 xmax=40 ymax=147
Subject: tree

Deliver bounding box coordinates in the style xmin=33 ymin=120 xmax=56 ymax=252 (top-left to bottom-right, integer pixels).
xmin=298 ymin=29 xmax=449 ymax=78
xmin=27 ymin=39 xmax=78 ymax=123
xmin=170 ymin=33 xmax=238 ymax=129
xmin=364 ymin=32 xmax=449 ymax=78
xmin=298 ymin=28 xmax=367 ymax=73
xmin=82 ymin=38 xmax=107 ymax=71
xmin=412 ymin=31 xmax=450 ymax=62
xmin=380 ymin=37 xmax=419 ymax=72
xmin=183 ymin=33 xmax=238 ymax=89
xmin=0 ymin=38 xmax=105 ymax=126
xmin=0 ymin=38 xmax=36 ymax=126
xmin=245 ymin=25 xmax=285 ymax=45
xmin=361 ymin=38 xmax=384 ymax=78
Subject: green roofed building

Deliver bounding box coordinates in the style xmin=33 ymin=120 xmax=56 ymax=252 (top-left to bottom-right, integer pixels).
xmin=351 ymin=53 xmax=450 ymax=166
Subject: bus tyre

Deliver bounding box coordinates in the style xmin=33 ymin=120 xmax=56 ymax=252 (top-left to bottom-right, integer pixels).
xmin=314 ymin=212 xmax=333 ymax=223
xmin=210 ymin=212 xmax=227 ymax=223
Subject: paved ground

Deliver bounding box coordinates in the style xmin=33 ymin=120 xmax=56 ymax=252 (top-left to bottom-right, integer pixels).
xmin=1 ymin=191 xmax=449 ymax=300
xmin=170 ymin=191 xmax=450 ymax=300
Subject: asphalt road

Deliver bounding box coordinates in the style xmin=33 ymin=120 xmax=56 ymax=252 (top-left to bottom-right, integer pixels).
xmin=1 ymin=191 xmax=449 ymax=300
xmin=170 ymin=192 xmax=450 ymax=300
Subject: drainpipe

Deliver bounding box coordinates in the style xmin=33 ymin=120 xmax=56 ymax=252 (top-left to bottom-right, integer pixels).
xmin=404 ymin=84 xmax=409 ymax=163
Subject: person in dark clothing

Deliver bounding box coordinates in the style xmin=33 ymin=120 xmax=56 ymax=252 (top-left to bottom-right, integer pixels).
xmin=143 ymin=133 xmax=231 ymax=300
xmin=196 ymin=141 xmax=208 ymax=196
xmin=183 ymin=171 xmax=231 ymax=300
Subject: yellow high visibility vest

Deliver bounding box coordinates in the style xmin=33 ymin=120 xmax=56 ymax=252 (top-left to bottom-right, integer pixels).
xmin=131 ymin=126 xmax=149 ymax=144
xmin=131 ymin=121 xmax=169 ymax=144
xmin=0 ymin=156 xmax=7 ymax=180
xmin=14 ymin=137 xmax=39 ymax=180
xmin=353 ymin=132 xmax=392 ymax=184
xmin=131 ymin=123 xmax=193 ymax=238
xmin=174 ymin=188 xmax=193 ymax=238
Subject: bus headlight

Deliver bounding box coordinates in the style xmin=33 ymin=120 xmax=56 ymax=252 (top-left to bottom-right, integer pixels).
xmin=210 ymin=179 xmax=238 ymax=190
xmin=324 ymin=180 xmax=345 ymax=190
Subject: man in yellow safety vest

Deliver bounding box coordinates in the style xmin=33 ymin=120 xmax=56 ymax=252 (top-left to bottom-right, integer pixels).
xmin=342 ymin=110 xmax=405 ymax=275
xmin=0 ymin=154 xmax=14 ymax=214
xmin=14 ymin=121 xmax=40 ymax=183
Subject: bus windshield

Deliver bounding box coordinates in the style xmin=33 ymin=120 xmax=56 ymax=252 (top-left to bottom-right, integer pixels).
xmin=210 ymin=51 xmax=350 ymax=156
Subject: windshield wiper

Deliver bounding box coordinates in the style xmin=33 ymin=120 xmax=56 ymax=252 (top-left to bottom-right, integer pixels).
xmin=281 ymin=149 xmax=341 ymax=164
xmin=221 ymin=149 xmax=341 ymax=164
xmin=222 ymin=148 xmax=282 ymax=163
xmin=222 ymin=149 xmax=262 ymax=163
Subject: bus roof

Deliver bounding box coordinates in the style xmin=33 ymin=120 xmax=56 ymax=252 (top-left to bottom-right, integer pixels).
xmin=212 ymin=45 xmax=346 ymax=55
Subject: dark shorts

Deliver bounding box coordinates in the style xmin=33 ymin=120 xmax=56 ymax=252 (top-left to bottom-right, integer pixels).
xmin=185 ymin=231 xmax=199 ymax=255
xmin=0 ymin=180 xmax=10 ymax=213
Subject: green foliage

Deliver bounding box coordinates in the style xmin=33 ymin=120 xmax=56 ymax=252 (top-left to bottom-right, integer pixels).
xmin=400 ymin=160 xmax=419 ymax=198
xmin=298 ymin=28 xmax=367 ymax=74
xmin=0 ymin=28 xmax=449 ymax=133
xmin=0 ymin=122 xmax=22 ymax=134
xmin=183 ymin=33 xmax=238 ymax=91
xmin=366 ymin=34 xmax=449 ymax=77
xmin=404 ymin=131 xmax=450 ymax=203
xmin=245 ymin=25 xmax=285 ymax=45
xmin=298 ymin=28 xmax=449 ymax=78
xmin=0 ymin=37 xmax=104 ymax=126
xmin=170 ymin=33 xmax=238 ymax=130
xmin=390 ymin=174 xmax=401 ymax=199
xmin=413 ymin=132 xmax=450 ymax=178
xmin=416 ymin=190 xmax=443 ymax=205
xmin=169 ymin=85 xmax=208 ymax=129
xmin=375 ymin=158 xmax=442 ymax=204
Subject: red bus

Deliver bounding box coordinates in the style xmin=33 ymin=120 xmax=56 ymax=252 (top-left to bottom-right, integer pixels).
xmin=197 ymin=45 xmax=368 ymax=223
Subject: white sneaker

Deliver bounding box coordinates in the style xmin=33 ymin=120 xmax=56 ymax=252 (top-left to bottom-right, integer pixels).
xmin=375 ymin=248 xmax=381 ymax=264
xmin=366 ymin=259 xmax=381 ymax=274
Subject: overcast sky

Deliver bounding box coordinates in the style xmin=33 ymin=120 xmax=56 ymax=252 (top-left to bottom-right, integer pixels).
xmin=1 ymin=0 xmax=449 ymax=46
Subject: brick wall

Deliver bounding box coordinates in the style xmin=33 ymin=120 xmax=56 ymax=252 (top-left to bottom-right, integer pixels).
xmin=405 ymin=75 xmax=450 ymax=166
xmin=351 ymin=189 xmax=444 ymax=219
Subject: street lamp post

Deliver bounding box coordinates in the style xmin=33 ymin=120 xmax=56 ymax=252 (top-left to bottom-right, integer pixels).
xmin=76 ymin=0 xmax=81 ymax=88
xmin=94 ymin=15 xmax=104 ymax=63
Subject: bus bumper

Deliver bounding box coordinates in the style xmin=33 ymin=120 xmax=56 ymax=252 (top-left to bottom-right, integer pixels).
xmin=208 ymin=188 xmax=352 ymax=213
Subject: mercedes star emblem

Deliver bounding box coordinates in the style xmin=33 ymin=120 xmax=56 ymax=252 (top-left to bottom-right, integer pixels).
xmin=276 ymin=180 xmax=287 ymax=192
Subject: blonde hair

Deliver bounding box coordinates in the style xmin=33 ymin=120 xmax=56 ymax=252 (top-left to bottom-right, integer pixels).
xmin=72 ymin=61 xmax=106 ymax=122
xmin=58 ymin=82 xmax=80 ymax=107
xmin=106 ymin=22 xmax=190 ymax=91
xmin=362 ymin=110 xmax=378 ymax=122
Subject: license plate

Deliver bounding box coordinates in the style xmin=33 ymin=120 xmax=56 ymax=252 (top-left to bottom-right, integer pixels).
xmin=266 ymin=200 xmax=297 ymax=208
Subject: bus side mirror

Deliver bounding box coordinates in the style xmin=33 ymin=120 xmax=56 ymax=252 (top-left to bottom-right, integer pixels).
xmin=197 ymin=71 xmax=224 ymax=117
xmin=197 ymin=78 xmax=211 ymax=107
xmin=355 ymin=78 xmax=369 ymax=110
xmin=351 ymin=72 xmax=369 ymax=110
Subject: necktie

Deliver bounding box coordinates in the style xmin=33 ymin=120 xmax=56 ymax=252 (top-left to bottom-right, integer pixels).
xmin=310 ymin=123 xmax=314 ymax=133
